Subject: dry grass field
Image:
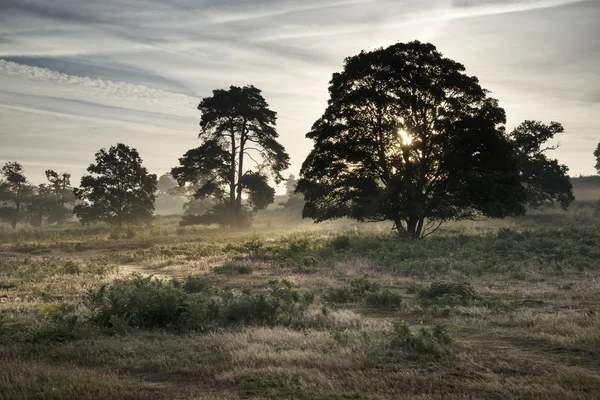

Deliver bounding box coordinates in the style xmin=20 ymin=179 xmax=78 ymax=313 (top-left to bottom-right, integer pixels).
xmin=1 ymin=178 xmax=600 ymax=399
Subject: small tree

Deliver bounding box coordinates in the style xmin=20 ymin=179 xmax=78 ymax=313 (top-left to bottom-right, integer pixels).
xmin=280 ymin=174 xmax=305 ymax=214
xmin=172 ymin=85 xmax=290 ymax=227
xmin=73 ymin=143 xmax=157 ymax=227
xmin=297 ymin=41 xmax=526 ymax=238
xmin=26 ymin=184 xmax=55 ymax=227
xmin=0 ymin=161 xmax=33 ymax=229
xmin=45 ymin=170 xmax=75 ymax=224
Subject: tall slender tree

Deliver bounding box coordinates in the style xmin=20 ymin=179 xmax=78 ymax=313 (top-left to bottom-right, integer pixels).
xmin=0 ymin=161 xmax=33 ymax=229
xmin=45 ymin=170 xmax=75 ymax=224
xmin=172 ymin=85 xmax=290 ymax=227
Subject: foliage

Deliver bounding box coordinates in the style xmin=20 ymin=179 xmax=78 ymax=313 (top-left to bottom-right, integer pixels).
xmin=325 ymin=277 xmax=402 ymax=309
xmin=387 ymin=320 xmax=453 ymax=360
xmin=87 ymin=276 xmax=313 ymax=332
xmin=171 ymin=85 xmax=290 ymax=227
xmin=510 ymin=121 xmax=573 ymax=209
xmin=0 ymin=161 xmax=33 ymax=229
xmin=44 ymin=170 xmax=76 ymax=224
xmin=73 ymin=143 xmax=157 ymax=226
xmin=418 ymin=281 xmax=479 ymax=306
xmin=298 ymin=41 xmax=527 ymax=238
xmin=595 ymin=143 xmax=600 ymax=174
xmin=279 ymin=174 xmax=305 ymax=214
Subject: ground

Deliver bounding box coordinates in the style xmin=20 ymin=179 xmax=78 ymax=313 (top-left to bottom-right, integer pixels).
xmin=1 ymin=186 xmax=600 ymax=399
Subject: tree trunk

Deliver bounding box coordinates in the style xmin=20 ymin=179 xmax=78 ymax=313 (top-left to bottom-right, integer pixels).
xmin=11 ymin=198 xmax=20 ymax=229
xmin=235 ymin=135 xmax=245 ymax=227
xmin=229 ymin=132 xmax=237 ymax=227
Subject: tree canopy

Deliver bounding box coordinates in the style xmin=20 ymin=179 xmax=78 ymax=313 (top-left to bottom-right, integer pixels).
xmin=172 ymin=85 xmax=290 ymax=227
xmin=0 ymin=161 xmax=33 ymax=228
xmin=595 ymin=143 xmax=600 ymax=174
xmin=510 ymin=121 xmax=573 ymax=210
xmin=74 ymin=143 xmax=157 ymax=226
xmin=297 ymin=41 xmax=552 ymax=238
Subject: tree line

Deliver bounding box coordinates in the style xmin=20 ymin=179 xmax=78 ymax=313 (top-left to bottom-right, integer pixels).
xmin=1 ymin=41 xmax=597 ymax=238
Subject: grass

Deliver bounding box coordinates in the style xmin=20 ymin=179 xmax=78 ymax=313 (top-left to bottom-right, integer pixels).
xmin=1 ymin=197 xmax=600 ymax=398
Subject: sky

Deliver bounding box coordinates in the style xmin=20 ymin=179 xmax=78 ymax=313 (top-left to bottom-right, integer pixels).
xmin=0 ymin=0 xmax=598 ymax=191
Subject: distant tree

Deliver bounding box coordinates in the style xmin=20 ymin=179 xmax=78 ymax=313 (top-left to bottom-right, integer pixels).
xmin=509 ymin=121 xmax=573 ymax=210
xmin=172 ymin=85 xmax=290 ymax=227
xmin=595 ymin=143 xmax=600 ymax=174
xmin=285 ymin=174 xmax=298 ymax=197
xmin=73 ymin=143 xmax=157 ymax=227
xmin=297 ymin=41 xmax=527 ymax=239
xmin=0 ymin=161 xmax=33 ymax=229
xmin=157 ymin=173 xmax=177 ymax=193
xmin=26 ymin=184 xmax=54 ymax=227
xmin=45 ymin=170 xmax=75 ymax=224
xmin=154 ymin=173 xmax=186 ymax=214
xmin=279 ymin=174 xmax=305 ymax=214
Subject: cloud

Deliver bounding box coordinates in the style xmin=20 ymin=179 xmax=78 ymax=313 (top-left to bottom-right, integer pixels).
xmin=0 ymin=0 xmax=599 ymax=183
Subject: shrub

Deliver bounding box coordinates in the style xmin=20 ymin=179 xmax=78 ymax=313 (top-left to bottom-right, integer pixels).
xmin=213 ymin=262 xmax=253 ymax=275
xmin=325 ymin=277 xmax=380 ymax=303
xmin=87 ymin=276 xmax=313 ymax=332
xmin=365 ymin=289 xmax=403 ymax=309
xmin=88 ymin=276 xmax=189 ymax=330
xmin=387 ymin=320 xmax=452 ymax=360
xmin=418 ymin=281 xmax=478 ymax=306
xmin=331 ymin=235 xmax=351 ymax=250
xmin=325 ymin=278 xmax=402 ymax=309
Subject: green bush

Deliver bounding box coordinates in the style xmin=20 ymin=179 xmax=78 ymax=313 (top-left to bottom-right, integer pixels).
xmin=87 ymin=276 xmax=313 ymax=332
xmin=213 ymin=262 xmax=253 ymax=275
xmin=331 ymin=235 xmax=351 ymax=250
xmin=388 ymin=320 xmax=452 ymax=360
xmin=418 ymin=281 xmax=478 ymax=306
xmin=88 ymin=276 xmax=190 ymax=330
xmin=365 ymin=289 xmax=403 ymax=309
xmin=325 ymin=278 xmax=402 ymax=309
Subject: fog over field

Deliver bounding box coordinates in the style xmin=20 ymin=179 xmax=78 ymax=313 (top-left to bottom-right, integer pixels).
xmin=1 ymin=0 xmax=599 ymax=187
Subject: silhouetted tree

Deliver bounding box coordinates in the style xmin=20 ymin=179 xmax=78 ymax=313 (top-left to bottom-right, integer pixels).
xmin=45 ymin=170 xmax=75 ymax=224
xmin=279 ymin=174 xmax=305 ymax=214
xmin=297 ymin=41 xmax=527 ymax=239
xmin=26 ymin=184 xmax=54 ymax=227
xmin=595 ymin=143 xmax=600 ymax=174
xmin=172 ymin=85 xmax=290 ymax=227
xmin=73 ymin=143 xmax=157 ymax=227
xmin=157 ymin=173 xmax=177 ymax=193
xmin=0 ymin=161 xmax=33 ymax=228
xmin=510 ymin=121 xmax=573 ymax=210
xmin=154 ymin=173 xmax=186 ymax=214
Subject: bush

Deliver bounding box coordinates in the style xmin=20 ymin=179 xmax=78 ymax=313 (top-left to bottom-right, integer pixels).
xmin=365 ymin=289 xmax=403 ymax=309
xmin=88 ymin=276 xmax=189 ymax=330
xmin=387 ymin=320 xmax=452 ymax=360
xmin=331 ymin=235 xmax=351 ymax=250
xmin=325 ymin=278 xmax=402 ymax=309
xmin=87 ymin=276 xmax=313 ymax=332
xmin=213 ymin=262 xmax=253 ymax=275
xmin=418 ymin=281 xmax=478 ymax=307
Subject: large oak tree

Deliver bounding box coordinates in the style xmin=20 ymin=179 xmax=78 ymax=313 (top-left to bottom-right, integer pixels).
xmin=172 ymin=85 xmax=290 ymax=227
xmin=298 ymin=41 xmax=569 ymax=238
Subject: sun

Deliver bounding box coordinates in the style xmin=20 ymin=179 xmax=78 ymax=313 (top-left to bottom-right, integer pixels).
xmin=398 ymin=129 xmax=412 ymax=145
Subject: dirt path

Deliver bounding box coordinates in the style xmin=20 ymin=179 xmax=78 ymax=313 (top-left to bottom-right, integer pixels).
xmin=114 ymin=264 xmax=172 ymax=280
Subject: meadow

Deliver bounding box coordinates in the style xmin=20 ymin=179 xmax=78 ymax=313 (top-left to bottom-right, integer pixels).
xmin=1 ymin=178 xmax=599 ymax=399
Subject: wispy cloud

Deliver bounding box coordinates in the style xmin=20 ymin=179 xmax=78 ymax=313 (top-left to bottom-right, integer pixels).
xmin=0 ymin=0 xmax=599 ymax=183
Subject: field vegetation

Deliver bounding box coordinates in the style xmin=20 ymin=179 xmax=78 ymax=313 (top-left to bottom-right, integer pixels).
xmin=0 ymin=178 xmax=599 ymax=399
